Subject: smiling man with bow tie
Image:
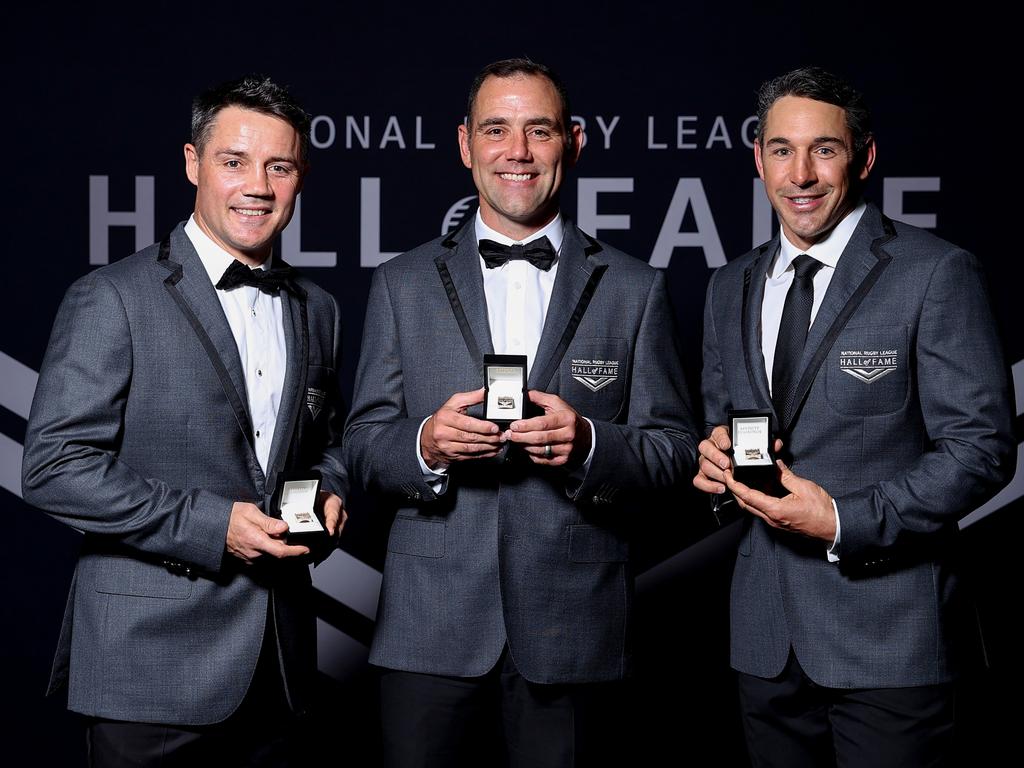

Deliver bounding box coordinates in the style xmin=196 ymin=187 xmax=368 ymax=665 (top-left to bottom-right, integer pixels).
xmin=22 ymin=75 xmax=348 ymax=766
xmin=344 ymin=58 xmax=698 ymax=767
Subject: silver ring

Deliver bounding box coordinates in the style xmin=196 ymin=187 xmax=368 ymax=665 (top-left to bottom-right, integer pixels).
xmin=544 ymin=444 xmax=552 ymax=458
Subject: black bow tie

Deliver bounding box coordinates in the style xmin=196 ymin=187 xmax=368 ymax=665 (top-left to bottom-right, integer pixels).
xmin=479 ymin=236 xmax=557 ymax=271
xmin=215 ymin=260 xmax=297 ymax=295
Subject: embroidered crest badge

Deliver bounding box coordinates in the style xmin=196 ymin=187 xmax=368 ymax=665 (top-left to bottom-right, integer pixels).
xmin=838 ymin=348 xmax=899 ymax=383
xmin=306 ymin=387 xmax=327 ymax=419
xmin=571 ymin=358 xmax=620 ymax=392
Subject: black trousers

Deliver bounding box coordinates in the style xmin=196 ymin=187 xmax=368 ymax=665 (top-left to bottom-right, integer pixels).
xmin=379 ymin=648 xmax=625 ymax=768
xmin=737 ymin=651 xmax=955 ymax=768
xmin=85 ymin=624 xmax=300 ymax=768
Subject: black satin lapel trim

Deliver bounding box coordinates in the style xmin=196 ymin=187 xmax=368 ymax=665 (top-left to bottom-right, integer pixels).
xmin=531 ymin=264 xmax=607 ymax=392
xmin=783 ymin=225 xmax=896 ymax=434
xmin=158 ymin=235 xmax=260 ymax=480
xmin=267 ymin=291 xmax=309 ymax=494
xmin=740 ymin=245 xmax=775 ymax=414
xmin=434 ymin=227 xmax=494 ymax=366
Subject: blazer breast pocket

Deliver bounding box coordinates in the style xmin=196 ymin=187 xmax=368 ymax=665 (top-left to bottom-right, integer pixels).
xmin=825 ymin=325 xmax=909 ymax=416
xmin=559 ymin=337 xmax=629 ymax=422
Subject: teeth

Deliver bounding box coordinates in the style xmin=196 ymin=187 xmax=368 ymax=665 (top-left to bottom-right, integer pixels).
xmin=791 ymin=198 xmax=814 ymax=204
xmin=500 ymin=173 xmax=533 ymax=181
xmin=236 ymin=209 xmax=269 ymax=216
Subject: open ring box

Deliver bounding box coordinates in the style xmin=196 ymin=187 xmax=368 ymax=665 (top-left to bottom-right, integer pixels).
xmin=728 ymin=409 xmax=776 ymax=490
xmin=484 ymin=354 xmax=528 ymax=429
xmin=270 ymin=471 xmax=328 ymax=544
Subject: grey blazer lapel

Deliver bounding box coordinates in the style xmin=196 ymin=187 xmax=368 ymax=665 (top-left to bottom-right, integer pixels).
xmin=157 ymin=226 xmax=263 ymax=486
xmin=266 ymin=279 xmax=309 ymax=491
xmin=434 ymin=221 xmax=494 ymax=366
xmin=786 ymin=204 xmax=896 ymax=431
xmin=740 ymin=239 xmax=777 ymax=416
xmin=529 ymin=224 xmax=605 ymax=391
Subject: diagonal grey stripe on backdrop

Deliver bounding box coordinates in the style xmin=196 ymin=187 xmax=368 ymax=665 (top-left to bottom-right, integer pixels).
xmin=0 ymin=351 xmax=38 ymax=419
xmin=0 ymin=433 xmax=23 ymax=498
xmin=310 ymin=549 xmax=382 ymax=620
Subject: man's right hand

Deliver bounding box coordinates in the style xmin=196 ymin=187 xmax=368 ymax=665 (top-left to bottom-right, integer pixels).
xmin=420 ymin=388 xmax=504 ymax=470
xmin=693 ymin=425 xmax=733 ymax=495
xmin=226 ymin=502 xmax=310 ymax=564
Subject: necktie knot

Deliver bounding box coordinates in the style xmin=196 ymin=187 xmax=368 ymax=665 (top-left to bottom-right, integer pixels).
xmin=479 ymin=236 xmax=557 ymax=271
xmin=216 ymin=260 xmax=297 ymax=295
xmin=792 ymin=254 xmax=823 ymax=281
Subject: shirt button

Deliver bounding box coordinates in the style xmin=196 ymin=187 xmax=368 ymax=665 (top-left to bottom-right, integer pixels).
xmin=251 ymin=308 xmax=257 ymax=317
xmin=257 ymin=369 xmax=263 ymax=377
xmin=255 ymin=429 xmax=261 ymax=438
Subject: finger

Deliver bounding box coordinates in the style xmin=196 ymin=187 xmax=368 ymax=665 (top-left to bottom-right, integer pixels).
xmin=437 ymin=411 xmax=501 ymax=437
xmin=698 ymin=439 xmax=731 ymax=473
xmin=522 ymin=441 xmax=570 ymax=457
xmin=507 ymin=425 xmax=574 ymax=446
xmin=440 ymin=426 xmax=504 ymax=445
xmin=260 ymin=538 xmax=311 ymax=559
xmin=526 ymin=390 xmax=568 ymax=410
xmin=444 ymin=387 xmax=487 ymax=410
xmin=710 ymin=425 xmax=733 ymax=452
xmin=773 ymin=438 xmax=784 ymax=453
xmin=509 ymin=413 xmax=570 ymax=434
xmin=693 ymin=472 xmax=727 ymax=495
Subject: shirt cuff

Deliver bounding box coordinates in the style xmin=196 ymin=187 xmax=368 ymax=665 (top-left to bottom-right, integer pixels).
xmin=566 ymin=417 xmax=598 ymax=491
xmin=826 ymin=498 xmax=841 ymax=563
xmin=416 ymin=416 xmax=449 ymax=495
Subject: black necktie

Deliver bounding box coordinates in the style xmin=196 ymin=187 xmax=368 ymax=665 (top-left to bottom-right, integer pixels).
xmin=772 ymin=254 xmax=824 ymax=426
xmin=215 ymin=260 xmax=297 ymax=295
xmin=479 ymin=236 xmax=557 ymax=271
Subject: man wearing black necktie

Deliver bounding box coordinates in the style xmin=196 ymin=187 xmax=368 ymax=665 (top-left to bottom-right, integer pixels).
xmin=345 ymin=58 xmax=698 ymax=767
xmin=694 ymin=67 xmax=1015 ymax=767
xmin=22 ymin=76 xmax=348 ymax=766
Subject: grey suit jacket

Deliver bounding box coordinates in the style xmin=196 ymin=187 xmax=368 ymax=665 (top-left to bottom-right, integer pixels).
xmin=344 ymin=219 xmax=698 ymax=684
xmin=22 ymin=223 xmax=348 ymax=725
xmin=701 ymin=203 xmax=1016 ymax=688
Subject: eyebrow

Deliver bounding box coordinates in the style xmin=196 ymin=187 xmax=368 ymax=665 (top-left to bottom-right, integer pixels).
xmin=476 ymin=116 xmax=560 ymax=130
xmin=765 ymin=136 xmax=846 ymax=147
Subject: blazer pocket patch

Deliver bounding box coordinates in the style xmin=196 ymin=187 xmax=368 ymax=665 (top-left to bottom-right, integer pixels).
xmin=387 ymin=516 xmax=445 ymax=558
xmin=95 ymin=556 xmax=192 ymax=600
xmin=568 ymin=524 xmax=628 ymax=563
xmin=826 ymin=325 xmax=909 ymax=416
xmin=561 ymin=337 xmax=629 ymax=421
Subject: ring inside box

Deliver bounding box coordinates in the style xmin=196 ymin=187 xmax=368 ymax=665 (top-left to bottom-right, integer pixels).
xmin=731 ymin=414 xmax=772 ymax=468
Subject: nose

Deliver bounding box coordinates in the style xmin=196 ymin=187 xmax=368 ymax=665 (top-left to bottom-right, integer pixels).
xmin=790 ymin=150 xmax=816 ymax=188
xmin=243 ymin=165 xmax=274 ymax=198
xmin=506 ymin=130 xmax=533 ymax=163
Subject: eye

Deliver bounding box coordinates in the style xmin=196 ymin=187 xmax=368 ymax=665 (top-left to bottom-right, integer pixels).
xmin=268 ymin=164 xmax=293 ymax=175
xmin=225 ymin=159 xmax=242 ymax=168
xmin=771 ymin=147 xmax=792 ymax=157
xmin=815 ymin=146 xmax=837 ymax=156
xmin=530 ymin=128 xmax=553 ymax=140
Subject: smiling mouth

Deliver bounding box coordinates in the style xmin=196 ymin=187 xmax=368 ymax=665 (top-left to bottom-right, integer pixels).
xmin=234 ymin=208 xmax=271 ymax=217
xmin=498 ymin=173 xmax=537 ymax=181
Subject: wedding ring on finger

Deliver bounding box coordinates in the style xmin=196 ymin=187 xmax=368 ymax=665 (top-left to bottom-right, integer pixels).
xmin=544 ymin=444 xmax=552 ymax=458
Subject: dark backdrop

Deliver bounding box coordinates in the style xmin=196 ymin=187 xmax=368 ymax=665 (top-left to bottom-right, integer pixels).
xmin=3 ymin=3 xmax=1019 ymax=765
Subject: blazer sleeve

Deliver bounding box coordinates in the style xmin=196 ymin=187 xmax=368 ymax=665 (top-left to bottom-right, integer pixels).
xmin=571 ymin=270 xmax=700 ymax=502
xmin=836 ymin=249 xmax=1017 ymax=559
xmin=21 ymin=272 xmax=232 ymax=573
xmin=343 ymin=265 xmax=442 ymax=502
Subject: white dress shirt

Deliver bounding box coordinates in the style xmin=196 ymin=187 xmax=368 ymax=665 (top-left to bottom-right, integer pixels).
xmin=185 ymin=215 xmax=286 ymax=476
xmin=760 ymin=202 xmax=866 ymax=560
xmin=417 ymin=211 xmax=596 ymax=486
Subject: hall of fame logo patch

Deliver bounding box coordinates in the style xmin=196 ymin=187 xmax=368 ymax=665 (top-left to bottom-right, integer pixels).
xmin=306 ymin=387 xmax=327 ymax=419
xmin=571 ymin=358 xmax=620 ymax=392
xmin=838 ymin=348 xmax=899 ymax=383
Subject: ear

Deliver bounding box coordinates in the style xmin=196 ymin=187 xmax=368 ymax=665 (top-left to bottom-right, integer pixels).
xmin=753 ymin=139 xmax=766 ymax=182
xmin=858 ymin=137 xmax=877 ymax=181
xmin=458 ymin=122 xmax=472 ymax=170
xmin=184 ymin=144 xmax=200 ymax=186
xmin=568 ymin=122 xmax=584 ymax=166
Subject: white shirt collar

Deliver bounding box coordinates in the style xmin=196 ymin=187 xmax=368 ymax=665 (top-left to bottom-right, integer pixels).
xmin=184 ymin=214 xmax=272 ymax=287
xmin=473 ymin=210 xmax=565 ymax=252
xmin=773 ymin=201 xmax=867 ymax=278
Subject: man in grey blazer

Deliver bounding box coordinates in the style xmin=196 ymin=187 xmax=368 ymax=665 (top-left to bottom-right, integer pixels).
xmin=22 ymin=76 xmax=347 ymax=766
xmin=694 ymin=67 xmax=1016 ymax=767
xmin=345 ymin=58 xmax=698 ymax=766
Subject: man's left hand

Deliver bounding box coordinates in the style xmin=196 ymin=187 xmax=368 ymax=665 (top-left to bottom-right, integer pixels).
xmin=724 ymin=460 xmax=836 ymax=542
xmin=320 ymin=491 xmax=348 ymax=539
xmin=504 ymin=390 xmax=592 ymax=467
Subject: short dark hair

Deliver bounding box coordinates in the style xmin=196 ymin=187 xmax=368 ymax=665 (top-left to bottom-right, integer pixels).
xmin=466 ymin=58 xmax=575 ymax=147
xmin=756 ymin=67 xmax=872 ymax=154
xmin=191 ymin=75 xmax=311 ymax=165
